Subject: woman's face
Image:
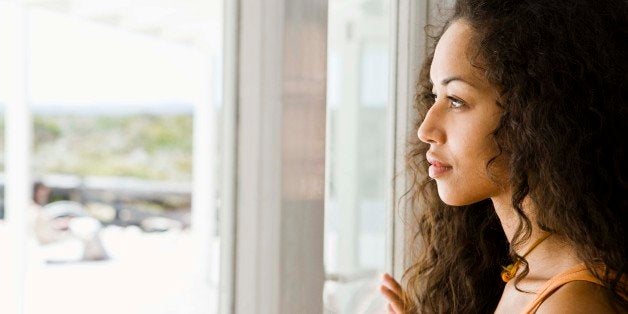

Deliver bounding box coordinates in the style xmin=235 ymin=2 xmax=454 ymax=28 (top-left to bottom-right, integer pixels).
xmin=417 ymin=20 xmax=507 ymax=206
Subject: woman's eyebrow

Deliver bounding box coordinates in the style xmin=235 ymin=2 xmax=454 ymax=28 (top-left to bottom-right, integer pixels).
xmin=430 ymin=76 xmax=478 ymax=89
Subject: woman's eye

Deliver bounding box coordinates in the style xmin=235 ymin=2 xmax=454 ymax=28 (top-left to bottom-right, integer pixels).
xmin=447 ymin=96 xmax=465 ymax=109
xmin=429 ymin=93 xmax=466 ymax=110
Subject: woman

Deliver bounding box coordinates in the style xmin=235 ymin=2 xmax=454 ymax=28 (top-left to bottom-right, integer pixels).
xmin=380 ymin=0 xmax=627 ymax=312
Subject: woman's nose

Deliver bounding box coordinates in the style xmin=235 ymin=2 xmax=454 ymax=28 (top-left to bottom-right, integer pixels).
xmin=417 ymin=106 xmax=445 ymax=145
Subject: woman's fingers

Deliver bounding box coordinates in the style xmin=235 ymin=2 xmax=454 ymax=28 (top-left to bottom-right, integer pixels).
xmin=382 ymin=273 xmax=402 ymax=295
xmin=380 ymin=273 xmax=404 ymax=313
xmin=380 ymin=286 xmax=404 ymax=313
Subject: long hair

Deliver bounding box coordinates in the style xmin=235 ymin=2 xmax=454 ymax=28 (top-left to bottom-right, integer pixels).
xmin=400 ymin=0 xmax=628 ymax=312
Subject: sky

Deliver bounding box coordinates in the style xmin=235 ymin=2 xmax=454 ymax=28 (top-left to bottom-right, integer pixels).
xmin=0 ymin=3 xmax=215 ymax=111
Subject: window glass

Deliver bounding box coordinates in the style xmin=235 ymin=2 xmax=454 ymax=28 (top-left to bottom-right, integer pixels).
xmin=0 ymin=1 xmax=223 ymax=313
xmin=324 ymin=0 xmax=391 ymax=312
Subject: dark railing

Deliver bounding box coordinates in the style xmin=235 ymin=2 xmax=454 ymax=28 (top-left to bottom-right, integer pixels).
xmin=0 ymin=173 xmax=192 ymax=228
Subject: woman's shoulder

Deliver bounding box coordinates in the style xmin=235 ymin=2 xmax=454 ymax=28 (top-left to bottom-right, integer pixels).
xmin=536 ymin=280 xmax=626 ymax=313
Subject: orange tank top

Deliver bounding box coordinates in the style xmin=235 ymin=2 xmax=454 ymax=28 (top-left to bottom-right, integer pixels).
xmin=522 ymin=263 xmax=626 ymax=313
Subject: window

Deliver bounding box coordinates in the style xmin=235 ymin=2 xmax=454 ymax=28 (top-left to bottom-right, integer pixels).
xmin=324 ymin=0 xmax=392 ymax=312
xmin=0 ymin=1 xmax=223 ymax=313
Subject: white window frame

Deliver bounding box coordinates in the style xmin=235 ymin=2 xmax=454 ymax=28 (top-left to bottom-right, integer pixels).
xmin=2 ymin=2 xmax=31 ymax=313
xmin=388 ymin=0 xmax=430 ymax=279
xmin=218 ymin=0 xmax=238 ymax=313
xmin=226 ymin=0 xmax=328 ymax=313
xmin=223 ymin=0 xmax=438 ymax=312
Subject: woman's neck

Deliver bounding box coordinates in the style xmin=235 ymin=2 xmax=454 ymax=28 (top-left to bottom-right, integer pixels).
xmin=491 ymin=190 xmax=533 ymax=243
xmin=490 ymin=190 xmax=581 ymax=280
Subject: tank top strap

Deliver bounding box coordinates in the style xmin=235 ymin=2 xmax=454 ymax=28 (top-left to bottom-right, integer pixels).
xmin=522 ymin=263 xmax=603 ymax=313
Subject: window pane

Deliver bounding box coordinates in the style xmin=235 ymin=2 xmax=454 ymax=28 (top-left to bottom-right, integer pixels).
xmin=0 ymin=1 xmax=223 ymax=313
xmin=324 ymin=0 xmax=391 ymax=313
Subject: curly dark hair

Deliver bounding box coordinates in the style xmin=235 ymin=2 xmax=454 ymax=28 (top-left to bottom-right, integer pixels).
xmin=400 ymin=0 xmax=627 ymax=312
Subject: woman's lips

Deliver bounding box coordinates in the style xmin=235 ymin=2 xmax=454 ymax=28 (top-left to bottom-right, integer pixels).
xmin=429 ymin=164 xmax=453 ymax=178
xmin=426 ymin=155 xmax=453 ymax=178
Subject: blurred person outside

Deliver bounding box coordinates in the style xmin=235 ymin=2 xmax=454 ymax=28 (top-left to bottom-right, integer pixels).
xmin=30 ymin=181 xmax=108 ymax=261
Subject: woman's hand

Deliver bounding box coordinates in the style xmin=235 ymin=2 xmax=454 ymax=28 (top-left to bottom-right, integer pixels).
xmin=380 ymin=273 xmax=405 ymax=313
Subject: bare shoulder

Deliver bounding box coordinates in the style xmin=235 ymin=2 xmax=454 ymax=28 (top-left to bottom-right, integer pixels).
xmin=536 ymin=281 xmax=627 ymax=314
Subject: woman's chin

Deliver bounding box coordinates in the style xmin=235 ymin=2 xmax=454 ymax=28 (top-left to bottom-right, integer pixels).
xmin=437 ymin=189 xmax=482 ymax=207
xmin=440 ymin=197 xmax=468 ymax=207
